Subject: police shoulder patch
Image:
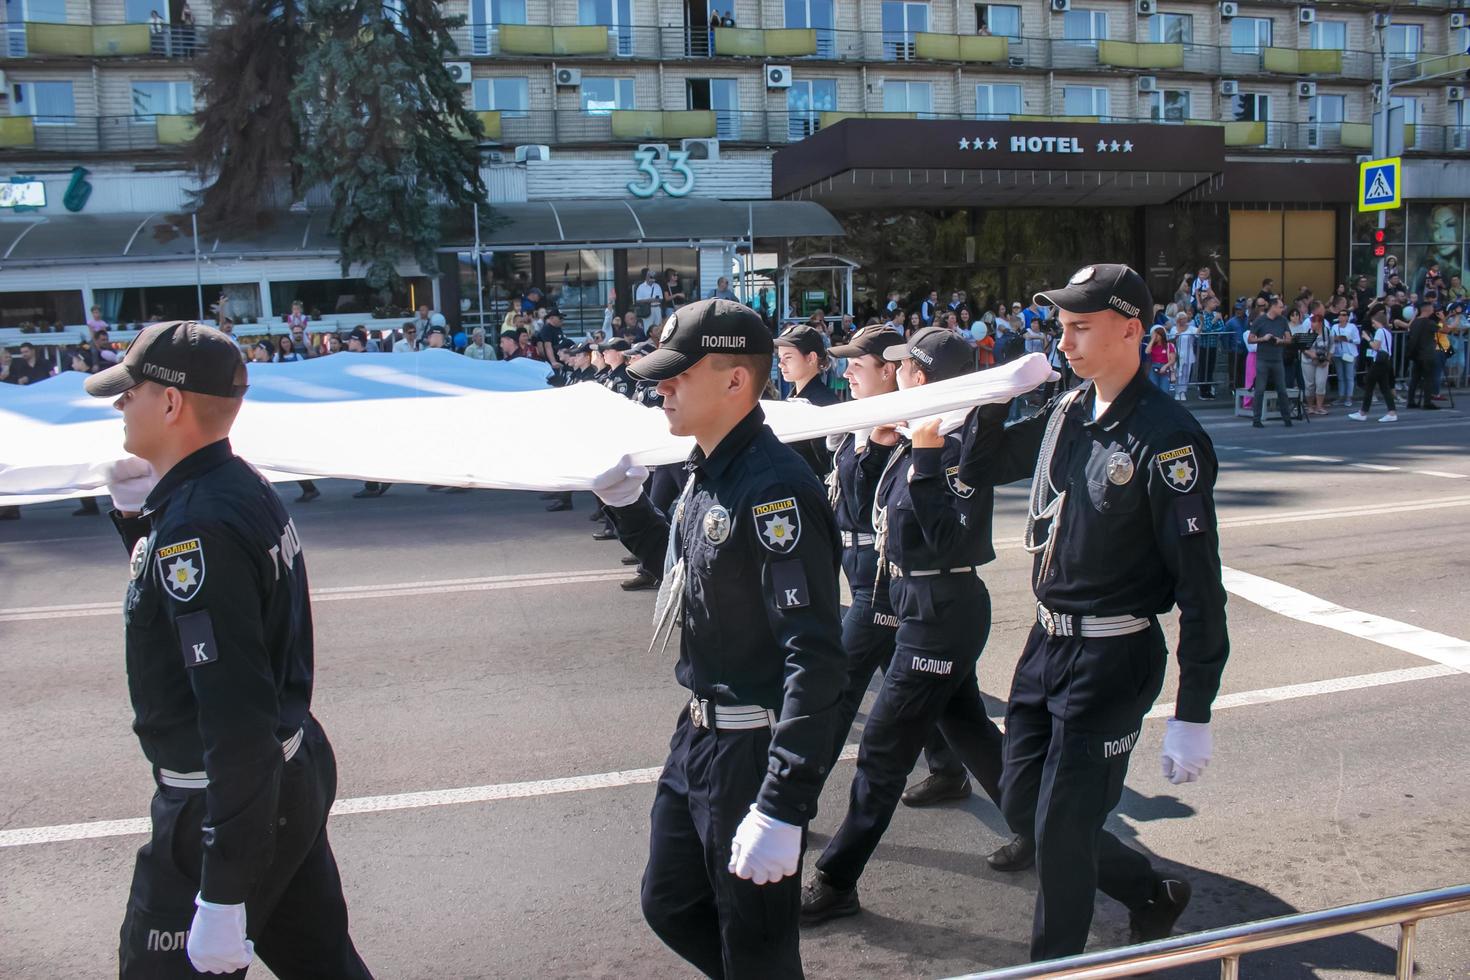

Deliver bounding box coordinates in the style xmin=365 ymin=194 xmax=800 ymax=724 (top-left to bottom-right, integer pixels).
xmin=155 ymin=537 xmax=206 ymax=602
xmin=1155 ymin=445 xmax=1199 ymax=494
xmin=176 ymin=610 xmax=219 ymax=668
xmin=945 ymin=465 xmax=975 ymax=499
xmin=128 ymin=535 xmax=152 ymax=580
xmin=751 ymin=496 xmax=801 ymax=554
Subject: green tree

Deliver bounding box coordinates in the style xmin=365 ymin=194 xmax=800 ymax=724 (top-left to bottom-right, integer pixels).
xmin=292 ymin=0 xmax=487 ymax=291
xmin=185 ymin=0 xmax=306 ymax=230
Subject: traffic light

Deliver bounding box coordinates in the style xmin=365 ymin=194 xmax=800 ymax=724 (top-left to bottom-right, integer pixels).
xmin=1373 ymin=228 xmax=1386 ymax=258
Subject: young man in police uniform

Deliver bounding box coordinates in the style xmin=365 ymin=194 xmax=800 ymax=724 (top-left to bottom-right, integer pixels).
xmin=88 ymin=321 xmax=374 ymax=979
xmin=956 ymin=265 xmax=1230 ymax=961
xmin=594 ymin=298 xmax=847 ymax=979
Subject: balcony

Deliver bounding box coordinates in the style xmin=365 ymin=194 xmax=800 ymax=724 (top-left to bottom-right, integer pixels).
xmin=1097 ymin=40 xmax=1183 ymax=70
xmin=2 ymin=22 xmax=204 ymax=58
xmin=496 ymin=24 xmax=610 ymax=56
xmin=1262 ymin=47 xmax=1344 ymax=76
xmin=0 ymin=114 xmax=204 ymax=151
xmin=608 ymin=109 xmax=716 ymax=139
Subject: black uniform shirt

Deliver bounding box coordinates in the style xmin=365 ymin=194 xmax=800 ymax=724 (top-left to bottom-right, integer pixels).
xmin=603 ymin=363 xmax=635 ymax=398
xmin=634 ymin=378 xmax=664 ymax=408
xmin=876 ymin=433 xmax=996 ymax=573
xmin=112 ymin=439 xmax=314 ymax=905
xmin=832 ymin=432 xmax=895 ymax=604
xmin=609 ymin=406 xmax=845 ymax=825
xmin=957 ymin=367 xmax=1229 ymax=722
xmin=786 ymin=377 xmax=839 ymax=478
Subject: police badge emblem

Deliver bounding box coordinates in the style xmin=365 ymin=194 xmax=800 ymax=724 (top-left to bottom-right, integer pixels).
xmin=945 ymin=465 xmax=975 ymax=498
xmin=1069 ymin=266 xmax=1096 ymax=285
xmin=1106 ymin=452 xmax=1134 ymax=486
xmin=751 ymin=497 xmax=801 ymax=554
xmin=128 ymin=536 xmax=150 ymax=580
xmin=155 ymin=537 xmax=206 ymax=601
xmin=704 ymin=505 xmax=731 ymax=545
xmin=1155 ymin=445 xmax=1199 ymax=493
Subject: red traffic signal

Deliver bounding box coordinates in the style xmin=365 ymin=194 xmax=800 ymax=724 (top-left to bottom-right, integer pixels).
xmin=1373 ymin=228 xmax=1387 ymax=257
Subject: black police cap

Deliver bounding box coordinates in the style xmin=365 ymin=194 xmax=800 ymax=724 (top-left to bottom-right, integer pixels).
xmin=829 ymin=323 xmax=906 ymax=359
xmin=1036 ymin=264 xmax=1153 ymax=323
xmin=773 ymin=324 xmax=826 ymax=358
xmin=85 ymin=320 xmax=247 ymax=399
xmin=602 ymin=337 xmax=632 ymax=352
xmin=629 ymin=298 xmax=772 ymax=382
xmin=881 ymin=325 xmax=975 ymax=382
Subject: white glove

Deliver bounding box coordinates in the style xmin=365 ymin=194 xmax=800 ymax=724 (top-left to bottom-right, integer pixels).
xmin=824 ymin=432 xmax=845 ymax=451
xmin=593 ymin=463 xmax=649 ymax=508
xmin=1160 ymin=718 xmax=1213 ymax=785
xmin=104 ymin=457 xmax=156 ymax=514
xmin=728 ymin=805 xmax=802 ymax=885
xmin=186 ymin=895 xmax=253 ymax=974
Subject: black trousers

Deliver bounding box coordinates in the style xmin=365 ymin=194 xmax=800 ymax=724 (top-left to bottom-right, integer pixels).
xmin=1360 ymin=356 xmax=1397 ymax=415
xmin=1000 ymin=622 xmax=1167 ymax=962
xmin=1251 ymin=359 xmax=1291 ymax=423
xmin=642 ymin=712 xmax=804 ymax=979
xmin=816 ymin=572 xmax=1004 ymax=891
xmin=1407 ymin=356 xmax=1439 ymax=406
xmin=119 ymin=718 xmax=372 ymax=979
xmin=1197 ymin=345 xmax=1219 ymax=398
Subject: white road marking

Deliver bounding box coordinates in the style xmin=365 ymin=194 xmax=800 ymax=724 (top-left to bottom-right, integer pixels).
xmin=1350 ymin=462 xmax=1400 ymax=472
xmin=1219 ymin=449 xmax=1467 ymax=481
xmin=1414 ymin=470 xmax=1468 ymax=480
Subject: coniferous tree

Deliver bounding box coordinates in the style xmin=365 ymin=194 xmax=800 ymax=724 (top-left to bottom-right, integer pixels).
xmin=291 ymin=0 xmax=487 ymax=291
xmin=185 ymin=0 xmax=306 ymax=229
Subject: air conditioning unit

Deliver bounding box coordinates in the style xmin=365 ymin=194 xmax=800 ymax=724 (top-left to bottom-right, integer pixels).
xmin=1220 ymin=79 xmax=1239 ymax=96
xmin=1451 ymin=13 xmax=1468 ymax=30
xmin=514 ymin=144 xmax=551 ymax=162
xmin=681 ymin=137 xmax=720 ymax=161
xmin=1297 ymin=80 xmax=1317 ymax=97
xmin=638 ymin=142 xmax=671 ymax=160
xmin=1050 ymin=0 xmax=1071 ymax=11
xmin=1372 ymin=12 xmax=1391 ymax=30
xmin=1007 ymin=56 xmax=1026 ymax=67
xmin=1298 ymin=6 xmax=1315 ymax=24
xmin=1449 ymin=85 xmax=1467 ymax=101
xmin=765 ymin=64 xmax=792 ymax=88
xmin=1219 ymin=1 xmax=1238 ymax=17
xmin=443 ymin=61 xmax=472 ymax=85
xmin=554 ymin=67 xmax=582 ymax=87
xmin=1136 ymin=0 xmax=1155 ymax=14
xmin=1138 ymin=75 xmax=1158 ymax=92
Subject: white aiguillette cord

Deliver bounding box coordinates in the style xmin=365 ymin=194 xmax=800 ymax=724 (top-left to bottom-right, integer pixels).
xmin=649 ymin=470 xmax=698 ymax=657
xmin=1024 ymin=389 xmax=1085 ymax=590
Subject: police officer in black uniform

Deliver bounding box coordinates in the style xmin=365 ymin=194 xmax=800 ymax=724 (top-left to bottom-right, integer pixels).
xmin=630 ymin=341 xmax=665 ymax=409
xmin=822 ymin=325 xmax=971 ymax=807
xmin=802 ymin=326 xmax=1021 ymax=924
xmin=956 ymin=264 xmax=1230 ymax=961
xmin=600 ymin=337 xmax=636 ymax=397
xmin=86 ymin=321 xmax=373 ymax=979
xmin=595 ymin=298 xmax=846 ymax=979
xmin=774 ymin=324 xmax=839 ymax=478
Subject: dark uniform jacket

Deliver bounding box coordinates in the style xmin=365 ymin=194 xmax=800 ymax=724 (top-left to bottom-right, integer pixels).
xmin=831 ymin=432 xmax=895 ymax=605
xmin=876 ymin=433 xmax=996 ymax=574
xmin=956 ymin=367 xmax=1229 ymax=723
xmin=786 ymin=378 xmax=839 ymax=478
xmin=609 ymin=406 xmax=846 ymax=825
xmin=112 ymin=439 xmax=314 ymax=905
xmin=603 ymin=363 xmax=635 ymax=398
xmin=634 ymin=378 xmax=664 ymax=408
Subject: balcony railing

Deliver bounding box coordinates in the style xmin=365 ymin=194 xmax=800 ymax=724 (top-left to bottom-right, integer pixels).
xmin=1 ymin=21 xmax=204 ymax=58
xmin=3 ymin=111 xmax=1465 ymax=156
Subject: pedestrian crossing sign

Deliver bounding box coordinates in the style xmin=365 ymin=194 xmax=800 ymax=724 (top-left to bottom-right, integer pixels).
xmin=1358 ymin=157 xmax=1400 ymax=212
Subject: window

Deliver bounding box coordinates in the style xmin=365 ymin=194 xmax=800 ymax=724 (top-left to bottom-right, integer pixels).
xmin=5 ymin=0 xmax=65 ymax=56
xmin=982 ymin=3 xmax=1020 ymax=40
xmin=130 ymin=80 xmax=193 ymax=120
xmin=1309 ymin=20 xmax=1345 ymax=51
xmin=580 ymin=77 xmax=634 ymax=113
xmin=472 ymin=77 xmax=529 ymax=117
xmin=1230 ymin=92 xmax=1269 ymax=123
xmin=1230 ymin=16 xmax=1271 ymax=55
xmin=881 ymin=1 xmax=928 ymax=60
xmin=975 ymin=82 xmax=1021 ymax=119
xmin=1149 ymin=12 xmax=1191 ymax=45
xmin=1307 ymin=92 xmax=1344 ymax=146
xmin=578 ymin=0 xmax=632 ymax=55
xmin=882 ymin=80 xmax=932 ymax=115
xmin=123 ymin=0 xmax=165 ymax=22
xmin=785 ymin=0 xmax=835 ymax=56
xmin=687 ymin=78 xmax=740 ymax=139
xmin=1062 ymin=9 xmax=1108 ymax=46
xmin=12 ymin=80 xmax=74 ymax=125
xmin=1062 ymin=85 xmax=1108 ymax=118
xmin=1386 ymin=24 xmax=1421 ymax=61
xmin=787 ymin=78 xmax=836 ymax=140
xmin=468 ymin=0 xmax=527 ymax=55
xmin=1391 ymin=94 xmax=1420 ymax=148
xmin=1149 ymin=89 xmax=1190 ymax=123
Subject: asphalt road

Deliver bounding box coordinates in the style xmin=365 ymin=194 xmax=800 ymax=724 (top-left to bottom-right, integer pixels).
xmin=3 ymin=404 xmax=1470 ymax=979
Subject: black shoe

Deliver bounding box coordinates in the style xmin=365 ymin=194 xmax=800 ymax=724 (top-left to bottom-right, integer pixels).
xmin=1251 ymin=420 xmax=1264 ymax=428
xmin=800 ymin=873 xmax=860 ymax=926
xmin=72 ymin=499 xmax=100 ymax=516
xmin=592 ymin=527 xmax=618 ymax=541
xmin=986 ymin=835 xmax=1035 ymax=873
xmin=374 ymin=483 xmax=392 ymax=497
xmin=589 ymin=509 xmax=605 ymax=522
xmin=620 ymin=555 xmax=640 ymax=565
xmin=546 ymin=500 xmax=573 ymax=512
xmin=0 ymin=506 xmax=20 ymax=520
xmin=620 ymin=570 xmax=658 ymax=591
xmin=1128 ymin=877 xmax=1192 ymax=945
xmin=352 ymin=485 xmax=379 ymax=499
xmin=900 ymin=772 xmax=972 ymax=808
xmin=296 ymin=488 xmax=321 ymax=503
xmin=1423 ymin=401 xmax=1441 ymax=411
xmin=1283 ymin=419 xmax=1292 ymax=427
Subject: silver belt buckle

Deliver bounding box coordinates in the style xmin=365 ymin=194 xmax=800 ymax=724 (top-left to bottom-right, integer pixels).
xmin=689 ymin=697 xmax=711 ymax=730
xmin=1038 ymin=602 xmax=1058 ymax=636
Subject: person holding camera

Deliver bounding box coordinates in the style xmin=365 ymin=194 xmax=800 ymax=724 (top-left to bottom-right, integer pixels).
xmin=1247 ymin=298 xmax=1293 ymax=428
xmin=634 ymin=268 xmax=666 ymax=329
xmin=1301 ymin=307 xmax=1333 ymax=415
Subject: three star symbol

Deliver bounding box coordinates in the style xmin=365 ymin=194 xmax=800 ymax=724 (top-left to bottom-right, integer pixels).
xmin=957 ymin=137 xmax=999 ymax=150
xmin=1095 ymin=139 xmax=1135 ymax=153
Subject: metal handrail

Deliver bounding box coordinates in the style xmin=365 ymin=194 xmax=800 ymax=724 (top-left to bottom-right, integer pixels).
xmin=953 ymin=884 xmax=1470 ymax=980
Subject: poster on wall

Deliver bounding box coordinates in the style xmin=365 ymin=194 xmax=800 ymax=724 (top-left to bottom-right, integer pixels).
xmin=1406 ymin=202 xmax=1466 ymax=298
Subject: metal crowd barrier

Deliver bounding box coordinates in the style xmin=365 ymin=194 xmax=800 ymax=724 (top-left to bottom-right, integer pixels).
xmin=950 ymin=883 xmax=1470 ymax=980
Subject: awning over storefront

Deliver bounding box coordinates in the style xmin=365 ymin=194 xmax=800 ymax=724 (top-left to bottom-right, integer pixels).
xmin=0 ymin=199 xmax=844 ymax=268
xmin=774 ymin=119 xmax=1227 ymax=209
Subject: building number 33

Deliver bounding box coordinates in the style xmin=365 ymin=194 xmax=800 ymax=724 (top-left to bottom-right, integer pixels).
xmin=627 ymin=148 xmax=697 ymax=199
